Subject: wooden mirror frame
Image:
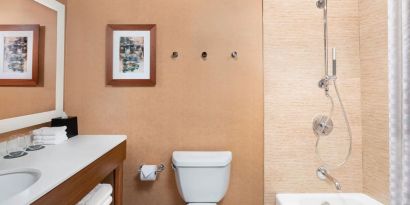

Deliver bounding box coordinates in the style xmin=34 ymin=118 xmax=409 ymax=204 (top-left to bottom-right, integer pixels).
xmin=0 ymin=0 xmax=66 ymax=134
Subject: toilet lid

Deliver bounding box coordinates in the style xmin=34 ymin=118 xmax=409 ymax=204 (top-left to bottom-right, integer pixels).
xmin=172 ymin=151 xmax=232 ymax=167
xmin=187 ymin=204 xmax=217 ymax=205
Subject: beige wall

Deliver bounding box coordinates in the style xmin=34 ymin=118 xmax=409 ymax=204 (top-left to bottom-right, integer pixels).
xmin=263 ymin=0 xmax=363 ymax=203
xmin=0 ymin=0 xmax=56 ymax=119
xmin=64 ymin=0 xmax=264 ymax=204
xmin=359 ymin=0 xmax=389 ymax=204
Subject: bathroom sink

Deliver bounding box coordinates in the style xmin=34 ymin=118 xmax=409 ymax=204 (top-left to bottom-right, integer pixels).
xmin=0 ymin=169 xmax=41 ymax=201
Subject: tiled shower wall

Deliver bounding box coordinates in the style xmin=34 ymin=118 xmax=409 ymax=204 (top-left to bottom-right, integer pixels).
xmin=359 ymin=0 xmax=389 ymax=204
xmin=264 ymin=0 xmax=363 ymax=203
xmin=264 ymin=0 xmax=390 ymax=204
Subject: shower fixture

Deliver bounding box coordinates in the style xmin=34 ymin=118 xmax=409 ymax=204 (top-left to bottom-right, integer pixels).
xmin=316 ymin=0 xmax=326 ymax=9
xmin=313 ymin=0 xmax=353 ymax=171
xmin=317 ymin=167 xmax=342 ymax=190
xmin=312 ymin=115 xmax=333 ymax=136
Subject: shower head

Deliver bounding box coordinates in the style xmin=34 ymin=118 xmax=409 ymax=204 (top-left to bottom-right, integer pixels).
xmin=316 ymin=0 xmax=326 ymax=9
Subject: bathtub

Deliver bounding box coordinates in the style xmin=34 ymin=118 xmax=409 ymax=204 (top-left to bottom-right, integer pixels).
xmin=276 ymin=193 xmax=384 ymax=205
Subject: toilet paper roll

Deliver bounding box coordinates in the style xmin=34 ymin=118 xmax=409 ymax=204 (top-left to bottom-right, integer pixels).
xmin=139 ymin=165 xmax=157 ymax=181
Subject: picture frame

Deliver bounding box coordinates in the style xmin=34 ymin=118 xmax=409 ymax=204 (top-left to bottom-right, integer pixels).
xmin=0 ymin=25 xmax=39 ymax=86
xmin=106 ymin=24 xmax=156 ymax=86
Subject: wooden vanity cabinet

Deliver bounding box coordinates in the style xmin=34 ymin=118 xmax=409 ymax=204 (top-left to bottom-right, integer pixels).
xmin=32 ymin=141 xmax=126 ymax=205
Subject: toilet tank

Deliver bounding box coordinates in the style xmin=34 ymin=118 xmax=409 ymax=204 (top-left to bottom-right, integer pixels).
xmin=172 ymin=151 xmax=232 ymax=203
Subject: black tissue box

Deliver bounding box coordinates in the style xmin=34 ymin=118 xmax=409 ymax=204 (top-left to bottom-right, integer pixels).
xmin=51 ymin=116 xmax=78 ymax=138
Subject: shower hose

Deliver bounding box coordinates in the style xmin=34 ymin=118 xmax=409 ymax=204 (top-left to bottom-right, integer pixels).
xmin=314 ymin=79 xmax=353 ymax=169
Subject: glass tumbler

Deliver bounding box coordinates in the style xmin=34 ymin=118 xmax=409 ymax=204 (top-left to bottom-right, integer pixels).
xmin=5 ymin=135 xmax=28 ymax=159
xmin=24 ymin=133 xmax=45 ymax=151
xmin=0 ymin=140 xmax=6 ymax=157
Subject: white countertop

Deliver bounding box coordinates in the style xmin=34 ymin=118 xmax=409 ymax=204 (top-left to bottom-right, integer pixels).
xmin=0 ymin=135 xmax=127 ymax=205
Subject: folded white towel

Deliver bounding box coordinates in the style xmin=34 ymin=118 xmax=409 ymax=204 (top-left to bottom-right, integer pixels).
xmin=76 ymin=186 xmax=98 ymax=205
xmin=33 ymin=126 xmax=67 ymax=136
xmin=33 ymin=135 xmax=67 ymax=141
xmin=86 ymin=184 xmax=113 ymax=205
xmin=101 ymin=196 xmax=112 ymax=205
xmin=33 ymin=136 xmax=68 ymax=145
xmin=77 ymin=184 xmax=113 ymax=205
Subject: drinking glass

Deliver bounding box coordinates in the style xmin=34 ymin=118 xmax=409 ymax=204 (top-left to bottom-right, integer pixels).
xmin=5 ymin=135 xmax=28 ymax=158
xmin=24 ymin=133 xmax=45 ymax=151
xmin=0 ymin=140 xmax=6 ymax=157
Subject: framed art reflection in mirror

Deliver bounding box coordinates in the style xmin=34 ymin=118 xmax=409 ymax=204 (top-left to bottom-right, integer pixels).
xmin=0 ymin=25 xmax=39 ymax=86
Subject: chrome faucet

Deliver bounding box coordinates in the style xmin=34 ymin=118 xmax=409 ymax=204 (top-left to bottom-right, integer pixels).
xmin=316 ymin=167 xmax=342 ymax=190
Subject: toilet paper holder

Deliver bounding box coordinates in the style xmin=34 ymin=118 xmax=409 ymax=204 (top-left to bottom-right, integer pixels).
xmin=138 ymin=164 xmax=165 ymax=174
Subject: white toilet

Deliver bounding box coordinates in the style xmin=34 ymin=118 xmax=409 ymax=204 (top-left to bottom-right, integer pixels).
xmin=172 ymin=151 xmax=232 ymax=205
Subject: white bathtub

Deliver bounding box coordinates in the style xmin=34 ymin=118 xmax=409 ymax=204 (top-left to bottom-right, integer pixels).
xmin=276 ymin=193 xmax=384 ymax=205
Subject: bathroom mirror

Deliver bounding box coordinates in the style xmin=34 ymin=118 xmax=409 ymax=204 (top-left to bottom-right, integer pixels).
xmin=0 ymin=0 xmax=65 ymax=134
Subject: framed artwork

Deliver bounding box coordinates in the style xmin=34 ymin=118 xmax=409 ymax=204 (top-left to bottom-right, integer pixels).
xmin=0 ymin=25 xmax=39 ymax=86
xmin=106 ymin=24 xmax=156 ymax=86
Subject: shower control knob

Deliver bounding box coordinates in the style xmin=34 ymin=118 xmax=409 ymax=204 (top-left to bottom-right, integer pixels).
xmin=313 ymin=115 xmax=333 ymax=136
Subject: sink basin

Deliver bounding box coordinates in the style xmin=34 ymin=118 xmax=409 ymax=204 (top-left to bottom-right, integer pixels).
xmin=0 ymin=169 xmax=41 ymax=201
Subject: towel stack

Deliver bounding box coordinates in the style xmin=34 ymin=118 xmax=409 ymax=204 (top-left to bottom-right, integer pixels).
xmin=77 ymin=184 xmax=113 ymax=205
xmin=32 ymin=126 xmax=68 ymax=145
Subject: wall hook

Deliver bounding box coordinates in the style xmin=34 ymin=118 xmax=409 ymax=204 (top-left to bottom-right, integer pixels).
xmin=231 ymin=51 xmax=238 ymax=59
xmin=201 ymin=52 xmax=208 ymax=60
xmin=171 ymin=51 xmax=179 ymax=59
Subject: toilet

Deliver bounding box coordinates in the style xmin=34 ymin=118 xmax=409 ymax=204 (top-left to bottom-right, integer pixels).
xmin=172 ymin=151 xmax=232 ymax=205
